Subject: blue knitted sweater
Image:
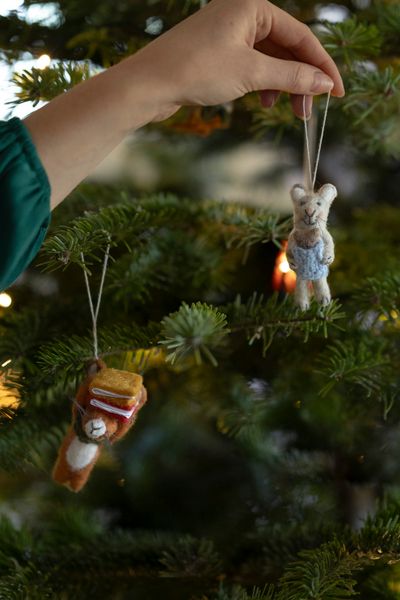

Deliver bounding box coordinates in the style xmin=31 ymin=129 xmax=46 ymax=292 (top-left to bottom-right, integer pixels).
xmin=292 ymin=238 xmax=328 ymax=281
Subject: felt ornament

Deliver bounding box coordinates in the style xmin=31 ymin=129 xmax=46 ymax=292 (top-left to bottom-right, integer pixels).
xmin=286 ymin=92 xmax=337 ymax=310
xmin=286 ymin=183 xmax=337 ymax=310
xmin=52 ymin=360 xmax=147 ymax=492
xmin=52 ymin=243 xmax=148 ymax=492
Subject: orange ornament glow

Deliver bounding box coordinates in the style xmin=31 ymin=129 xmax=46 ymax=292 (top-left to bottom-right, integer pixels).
xmin=272 ymin=241 xmax=297 ymax=293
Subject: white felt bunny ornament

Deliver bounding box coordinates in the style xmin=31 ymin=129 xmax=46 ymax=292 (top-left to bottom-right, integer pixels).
xmin=286 ymin=183 xmax=337 ymax=311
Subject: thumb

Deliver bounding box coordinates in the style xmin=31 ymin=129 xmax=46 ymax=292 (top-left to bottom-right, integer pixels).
xmin=246 ymin=49 xmax=334 ymax=96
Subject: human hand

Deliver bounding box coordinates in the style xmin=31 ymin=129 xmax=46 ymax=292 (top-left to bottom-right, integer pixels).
xmin=135 ymin=0 xmax=345 ymax=123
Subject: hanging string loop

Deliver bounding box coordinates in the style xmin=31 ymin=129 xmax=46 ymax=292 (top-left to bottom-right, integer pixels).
xmin=303 ymin=91 xmax=331 ymax=192
xmin=80 ymin=238 xmax=111 ymax=359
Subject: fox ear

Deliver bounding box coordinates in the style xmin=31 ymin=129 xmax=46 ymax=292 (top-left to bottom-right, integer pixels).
xmin=318 ymin=183 xmax=337 ymax=205
xmin=290 ymin=184 xmax=306 ymax=203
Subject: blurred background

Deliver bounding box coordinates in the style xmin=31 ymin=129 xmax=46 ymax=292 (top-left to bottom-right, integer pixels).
xmin=1 ymin=1 xmax=400 ymax=598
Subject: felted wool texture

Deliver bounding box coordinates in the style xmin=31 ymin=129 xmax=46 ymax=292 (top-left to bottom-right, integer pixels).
xmin=287 ymin=183 xmax=337 ymax=310
xmin=89 ymin=368 xmax=143 ymax=407
xmin=292 ymin=239 xmax=329 ymax=281
xmin=52 ymin=364 xmax=147 ymax=493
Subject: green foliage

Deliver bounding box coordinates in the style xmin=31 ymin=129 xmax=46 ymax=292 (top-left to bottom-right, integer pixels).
xmin=352 ymin=272 xmax=400 ymax=319
xmin=3 ymin=1 xmax=400 ymax=597
xmin=160 ymin=536 xmax=222 ymax=577
xmin=226 ymin=293 xmax=345 ymax=354
xmin=320 ymin=19 xmax=382 ymax=65
xmin=36 ymin=322 xmax=160 ymax=375
xmin=342 ymin=66 xmax=400 ymax=156
xmin=40 ymin=194 xmax=289 ymax=272
xmin=211 ymin=584 xmax=275 ymax=600
xmin=250 ymin=95 xmax=298 ymax=141
xmin=10 ymin=62 xmax=91 ymax=106
xmin=160 ymin=302 xmax=229 ymax=367
xmin=277 ymin=541 xmax=362 ymax=599
xmin=317 ymin=338 xmax=391 ymax=398
xmin=358 ymin=502 xmax=400 ymax=557
xmin=215 ymin=376 xmax=269 ymax=441
xmin=374 ymin=1 xmax=400 ymax=50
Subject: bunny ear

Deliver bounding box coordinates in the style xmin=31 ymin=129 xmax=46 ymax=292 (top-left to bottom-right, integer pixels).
xmin=318 ymin=183 xmax=337 ymax=205
xmin=290 ymin=184 xmax=306 ymax=203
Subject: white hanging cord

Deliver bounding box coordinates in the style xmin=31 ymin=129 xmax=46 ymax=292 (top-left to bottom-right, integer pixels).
xmin=303 ymin=96 xmax=313 ymax=191
xmin=80 ymin=241 xmax=111 ymax=359
xmin=303 ymin=90 xmax=331 ymax=191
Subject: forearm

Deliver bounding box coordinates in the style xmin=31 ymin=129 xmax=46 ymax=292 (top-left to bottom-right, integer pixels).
xmin=21 ymin=0 xmax=344 ymax=212
xmin=23 ymin=53 xmax=178 ymax=210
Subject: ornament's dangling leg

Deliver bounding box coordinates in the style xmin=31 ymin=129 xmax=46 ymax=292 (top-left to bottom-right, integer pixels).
xmin=52 ymin=427 xmax=101 ymax=493
xmin=313 ymin=277 xmax=331 ymax=306
xmin=295 ymin=278 xmax=310 ymax=311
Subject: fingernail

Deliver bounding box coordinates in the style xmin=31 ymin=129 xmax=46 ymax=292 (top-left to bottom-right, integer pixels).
xmin=311 ymin=72 xmax=334 ymax=94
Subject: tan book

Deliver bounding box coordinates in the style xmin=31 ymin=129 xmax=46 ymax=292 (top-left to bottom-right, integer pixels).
xmin=89 ymin=368 xmax=143 ymax=408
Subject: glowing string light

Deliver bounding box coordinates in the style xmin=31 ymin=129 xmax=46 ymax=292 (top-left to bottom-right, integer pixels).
xmin=36 ymin=54 xmax=51 ymax=69
xmin=0 ymin=293 xmax=12 ymax=308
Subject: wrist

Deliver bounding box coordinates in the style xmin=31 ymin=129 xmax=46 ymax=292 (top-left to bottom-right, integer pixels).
xmin=115 ymin=51 xmax=181 ymax=132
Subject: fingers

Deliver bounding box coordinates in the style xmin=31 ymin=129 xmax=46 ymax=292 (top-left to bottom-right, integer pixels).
xmin=258 ymin=2 xmax=345 ymax=97
xmin=260 ymin=89 xmax=280 ymax=108
xmin=249 ymin=49 xmax=334 ymax=97
xmin=260 ymin=91 xmax=312 ymax=120
xmin=291 ymin=94 xmax=313 ymax=119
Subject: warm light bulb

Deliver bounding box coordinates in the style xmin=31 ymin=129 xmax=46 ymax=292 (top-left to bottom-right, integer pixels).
xmin=279 ymin=259 xmax=290 ymax=274
xmin=1 ymin=359 xmax=11 ymax=368
xmin=0 ymin=293 xmax=12 ymax=308
xmin=36 ymin=54 xmax=51 ymax=69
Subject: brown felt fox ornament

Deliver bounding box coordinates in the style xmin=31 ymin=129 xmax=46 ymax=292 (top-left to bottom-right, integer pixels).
xmin=52 ymin=360 xmax=147 ymax=492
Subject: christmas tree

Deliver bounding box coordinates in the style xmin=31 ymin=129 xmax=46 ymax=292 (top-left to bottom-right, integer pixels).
xmin=1 ymin=0 xmax=400 ymax=598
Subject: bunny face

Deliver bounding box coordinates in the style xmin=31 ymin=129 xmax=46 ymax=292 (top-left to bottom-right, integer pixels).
xmin=290 ymin=184 xmax=337 ymax=230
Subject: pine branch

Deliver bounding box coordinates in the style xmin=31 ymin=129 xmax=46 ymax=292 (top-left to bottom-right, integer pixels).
xmin=343 ymin=67 xmax=400 ymax=126
xmin=352 ymin=272 xmax=400 ymax=320
xmin=10 ymin=62 xmax=91 ymax=107
xmin=341 ymin=66 xmax=400 ymax=156
xmin=211 ymin=583 xmax=276 ymax=600
xmin=215 ymin=377 xmax=269 ymax=441
xmin=40 ymin=194 xmax=289 ymax=272
xmin=250 ymin=95 xmax=299 ymax=141
xmin=0 ymin=508 xmax=223 ymax=597
xmin=36 ymin=322 xmax=160 ymax=375
xmin=277 ymin=541 xmax=363 ymax=600
xmin=160 ymin=302 xmax=229 ymax=367
xmin=374 ymin=1 xmax=400 ymax=52
xmin=108 ymin=230 xmax=229 ymax=304
xmin=40 ymin=194 xmax=201 ymax=271
xmin=358 ymin=503 xmax=400 ymax=558
xmin=160 ymin=536 xmax=222 ymax=577
xmin=317 ymin=339 xmax=390 ymax=398
xmin=225 ymin=293 xmax=345 ymax=355
xmin=0 ymin=405 xmax=66 ymax=472
xmin=320 ymin=19 xmax=382 ymax=66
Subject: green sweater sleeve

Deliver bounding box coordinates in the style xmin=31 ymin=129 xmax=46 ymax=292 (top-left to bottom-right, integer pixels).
xmin=0 ymin=117 xmax=51 ymax=292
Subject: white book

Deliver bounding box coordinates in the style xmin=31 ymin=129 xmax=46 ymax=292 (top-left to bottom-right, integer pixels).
xmin=90 ymin=386 xmax=135 ymax=400
xmin=89 ymin=397 xmax=137 ymax=419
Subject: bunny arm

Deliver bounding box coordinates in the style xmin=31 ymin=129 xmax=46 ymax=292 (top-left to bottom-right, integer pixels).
xmin=321 ymin=229 xmax=335 ymax=264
